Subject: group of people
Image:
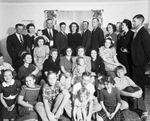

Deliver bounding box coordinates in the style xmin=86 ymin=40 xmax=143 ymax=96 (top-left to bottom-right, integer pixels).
xmin=0 ymin=13 xmax=149 ymax=121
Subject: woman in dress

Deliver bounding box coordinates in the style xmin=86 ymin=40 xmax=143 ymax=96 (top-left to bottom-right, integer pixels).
xmin=106 ymin=23 xmax=117 ymax=47
xmin=117 ymin=19 xmax=134 ymax=77
xmin=68 ymin=22 xmax=82 ymax=56
xmin=99 ymin=37 xmax=122 ymax=78
xmin=60 ymin=47 xmax=73 ymax=89
xmin=33 ymin=36 xmax=50 ymax=70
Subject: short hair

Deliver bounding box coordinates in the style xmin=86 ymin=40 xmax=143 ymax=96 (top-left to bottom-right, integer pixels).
xmin=122 ymin=19 xmax=132 ymax=30
xmin=47 ymin=71 xmax=57 ymax=77
xmin=104 ymin=37 xmax=114 ymax=48
xmin=46 ymin=18 xmax=53 ymax=23
xmin=22 ymin=53 xmax=31 ymax=60
xmin=82 ymin=72 xmax=91 ymax=77
xmin=106 ymin=23 xmax=117 ymax=32
xmin=2 ymin=69 xmax=13 ymax=80
xmin=77 ymin=87 xmax=90 ymax=97
xmin=59 ymin=22 xmax=66 ymax=27
xmin=115 ymin=65 xmax=125 ymax=74
xmin=0 ymin=53 xmax=3 ymax=57
xmin=69 ymin=22 xmax=79 ymax=33
xmin=26 ymin=23 xmax=35 ymax=33
xmin=76 ymin=46 xmax=86 ymax=54
xmin=83 ymin=21 xmax=89 ymax=25
xmin=50 ymin=48 xmax=58 ymax=55
xmin=133 ymin=14 xmax=145 ymax=23
xmin=101 ymin=76 xmax=115 ymax=85
xmin=76 ymin=56 xmax=84 ymax=65
xmin=92 ymin=18 xmax=99 ymax=22
xmin=25 ymin=74 xmax=36 ymax=81
xmin=15 ymin=23 xmax=23 ymax=28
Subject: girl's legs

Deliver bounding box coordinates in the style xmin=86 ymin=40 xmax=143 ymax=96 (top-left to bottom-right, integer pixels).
xmin=3 ymin=119 xmax=9 ymax=121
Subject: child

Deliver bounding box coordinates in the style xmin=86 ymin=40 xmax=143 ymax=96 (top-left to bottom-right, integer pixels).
xmin=72 ymin=57 xmax=88 ymax=84
xmin=114 ymin=65 xmax=148 ymax=119
xmin=98 ymin=76 xmax=124 ymax=121
xmin=0 ymin=69 xmax=21 ymax=121
xmin=35 ymin=71 xmax=70 ymax=121
xmin=73 ymin=88 xmax=90 ymax=121
xmin=35 ymin=29 xmax=50 ymax=46
xmin=17 ymin=74 xmax=41 ymax=121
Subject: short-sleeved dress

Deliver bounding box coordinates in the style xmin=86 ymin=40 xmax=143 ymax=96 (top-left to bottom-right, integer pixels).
xmin=0 ymin=79 xmax=21 ymax=119
xmin=33 ymin=45 xmax=50 ymax=70
xmin=99 ymin=46 xmax=117 ymax=71
xmin=17 ymin=85 xmax=41 ymax=120
xmin=60 ymin=56 xmax=72 ymax=73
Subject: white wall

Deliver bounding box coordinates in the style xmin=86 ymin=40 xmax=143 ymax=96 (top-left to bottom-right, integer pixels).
xmin=0 ymin=0 xmax=149 ymax=63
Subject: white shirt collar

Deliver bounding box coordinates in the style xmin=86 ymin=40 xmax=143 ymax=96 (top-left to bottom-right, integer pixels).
xmin=136 ymin=25 xmax=143 ymax=33
xmin=2 ymin=79 xmax=15 ymax=87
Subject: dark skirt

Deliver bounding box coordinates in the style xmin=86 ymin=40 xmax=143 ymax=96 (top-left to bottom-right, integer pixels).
xmin=98 ymin=105 xmax=125 ymax=121
xmin=2 ymin=99 xmax=17 ymax=119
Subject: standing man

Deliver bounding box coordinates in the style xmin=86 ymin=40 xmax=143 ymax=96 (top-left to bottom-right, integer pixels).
xmin=42 ymin=19 xmax=58 ymax=48
xmin=6 ymin=23 xmax=28 ymax=72
xmin=55 ymin=22 xmax=68 ymax=56
xmin=91 ymin=18 xmax=104 ymax=51
xmin=81 ymin=21 xmax=91 ymax=56
xmin=131 ymin=14 xmax=150 ymax=98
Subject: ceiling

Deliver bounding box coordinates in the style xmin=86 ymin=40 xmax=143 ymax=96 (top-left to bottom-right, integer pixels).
xmin=0 ymin=0 xmax=145 ymax=3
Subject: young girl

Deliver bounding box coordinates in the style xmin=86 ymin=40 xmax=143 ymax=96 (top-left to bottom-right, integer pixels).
xmin=98 ymin=76 xmax=124 ymax=121
xmin=72 ymin=57 xmax=87 ymax=84
xmin=17 ymin=74 xmax=41 ymax=121
xmin=73 ymin=87 xmax=90 ymax=121
xmin=0 ymin=69 xmax=21 ymax=121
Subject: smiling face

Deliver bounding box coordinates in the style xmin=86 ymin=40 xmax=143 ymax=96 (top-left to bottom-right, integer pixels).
xmin=104 ymin=82 xmax=112 ymax=90
xmin=104 ymin=39 xmax=112 ymax=48
xmin=25 ymin=76 xmax=35 ymax=88
xmin=60 ymin=24 xmax=66 ymax=33
xmin=79 ymin=94 xmax=87 ymax=102
xmin=81 ymin=75 xmax=90 ymax=87
xmin=78 ymin=48 xmax=85 ymax=57
xmin=51 ymin=51 xmax=58 ymax=60
xmin=107 ymin=24 xmax=113 ymax=34
xmin=46 ymin=19 xmax=53 ymax=29
xmin=3 ymin=70 xmax=13 ymax=83
xmin=92 ymin=18 xmax=99 ymax=29
xmin=16 ymin=25 xmax=24 ymax=34
xmin=47 ymin=73 xmax=57 ymax=86
xmin=71 ymin=24 xmax=77 ymax=33
xmin=91 ymin=50 xmax=97 ymax=59
xmin=24 ymin=54 xmax=32 ymax=64
xmin=66 ymin=48 xmax=72 ymax=56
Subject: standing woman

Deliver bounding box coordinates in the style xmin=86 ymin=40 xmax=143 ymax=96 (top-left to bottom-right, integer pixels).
xmin=33 ymin=36 xmax=50 ymax=70
xmin=117 ymin=19 xmax=134 ymax=77
xmin=106 ymin=23 xmax=117 ymax=47
xmin=60 ymin=47 xmax=73 ymax=89
xmin=68 ymin=22 xmax=82 ymax=56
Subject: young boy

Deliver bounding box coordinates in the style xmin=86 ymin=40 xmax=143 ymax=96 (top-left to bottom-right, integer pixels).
xmin=35 ymin=71 xmax=70 ymax=121
xmin=114 ymin=65 xmax=148 ymax=119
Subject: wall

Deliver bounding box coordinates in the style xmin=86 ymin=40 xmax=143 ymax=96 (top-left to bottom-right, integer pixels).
xmin=0 ymin=0 xmax=149 ymax=63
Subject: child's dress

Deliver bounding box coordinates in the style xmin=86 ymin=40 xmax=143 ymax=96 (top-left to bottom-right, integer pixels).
xmin=98 ymin=87 xmax=125 ymax=121
xmin=0 ymin=79 xmax=21 ymax=119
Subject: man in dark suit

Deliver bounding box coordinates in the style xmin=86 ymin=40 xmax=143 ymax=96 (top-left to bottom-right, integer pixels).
xmin=81 ymin=21 xmax=91 ymax=56
xmin=131 ymin=14 xmax=150 ymax=100
xmin=42 ymin=19 xmax=58 ymax=48
xmin=55 ymin=22 xmax=68 ymax=56
xmin=91 ymin=18 xmax=104 ymax=51
xmin=6 ymin=23 xmax=28 ymax=72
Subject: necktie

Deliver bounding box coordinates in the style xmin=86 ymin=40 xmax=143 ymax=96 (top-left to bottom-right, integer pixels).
xmin=49 ymin=29 xmax=53 ymax=40
xmin=133 ymin=31 xmax=137 ymax=39
xmin=20 ymin=35 xmax=24 ymax=46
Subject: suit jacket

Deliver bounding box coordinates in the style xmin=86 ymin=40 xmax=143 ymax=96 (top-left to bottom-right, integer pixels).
xmin=42 ymin=28 xmax=58 ymax=47
xmin=82 ymin=29 xmax=91 ymax=53
xmin=55 ymin=31 xmax=68 ymax=54
xmin=6 ymin=33 xmax=27 ymax=60
xmin=131 ymin=27 xmax=150 ymax=66
xmin=91 ymin=26 xmax=104 ymax=51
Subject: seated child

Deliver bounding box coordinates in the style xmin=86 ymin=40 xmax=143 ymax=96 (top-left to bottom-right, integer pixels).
xmin=17 ymin=74 xmax=41 ymax=121
xmin=35 ymin=71 xmax=70 ymax=121
xmin=98 ymin=76 xmax=125 ymax=121
xmin=0 ymin=69 xmax=21 ymax=121
xmin=73 ymin=88 xmax=90 ymax=121
xmin=114 ymin=65 xmax=148 ymax=119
